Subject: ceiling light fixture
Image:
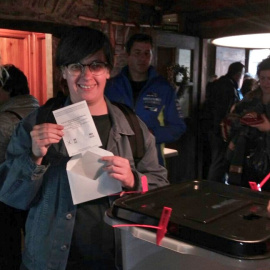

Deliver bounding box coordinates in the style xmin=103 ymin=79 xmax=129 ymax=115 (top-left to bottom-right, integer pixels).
xmin=212 ymin=33 xmax=270 ymax=49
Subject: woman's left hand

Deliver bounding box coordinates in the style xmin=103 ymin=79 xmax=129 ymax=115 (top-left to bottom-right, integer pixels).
xmin=101 ymin=156 xmax=135 ymax=189
xmin=251 ymin=114 xmax=270 ymax=132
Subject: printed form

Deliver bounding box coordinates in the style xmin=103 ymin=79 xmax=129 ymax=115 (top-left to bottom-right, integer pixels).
xmin=53 ymin=100 xmax=102 ymax=157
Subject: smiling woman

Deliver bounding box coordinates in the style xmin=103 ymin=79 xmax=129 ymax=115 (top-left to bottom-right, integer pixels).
xmin=0 ymin=26 xmax=168 ymax=270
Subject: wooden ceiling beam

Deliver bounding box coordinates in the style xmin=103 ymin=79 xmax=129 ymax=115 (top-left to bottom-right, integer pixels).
xmin=199 ymin=15 xmax=270 ymax=39
xmin=172 ymin=0 xmax=267 ymax=12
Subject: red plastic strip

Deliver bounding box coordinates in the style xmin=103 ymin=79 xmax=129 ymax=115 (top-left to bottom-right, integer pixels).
xmin=249 ymin=172 xmax=270 ymax=191
xmin=141 ymin=175 xmax=148 ymax=193
xmin=112 ymin=206 xmax=172 ymax=246
xmin=156 ymin=207 xmax=172 ymax=245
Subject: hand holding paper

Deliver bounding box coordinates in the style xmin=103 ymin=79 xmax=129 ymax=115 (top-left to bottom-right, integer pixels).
xmin=102 ymin=155 xmax=135 ymax=189
xmin=31 ymin=123 xmax=64 ymax=163
xmin=67 ymin=147 xmax=122 ymax=204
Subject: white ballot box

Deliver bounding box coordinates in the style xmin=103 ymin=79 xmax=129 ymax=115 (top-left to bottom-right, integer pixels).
xmin=105 ymin=181 xmax=270 ymax=270
xmin=105 ymin=214 xmax=270 ymax=270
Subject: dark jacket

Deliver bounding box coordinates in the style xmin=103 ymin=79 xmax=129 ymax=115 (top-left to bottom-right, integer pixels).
xmin=211 ymin=75 xmax=240 ymax=135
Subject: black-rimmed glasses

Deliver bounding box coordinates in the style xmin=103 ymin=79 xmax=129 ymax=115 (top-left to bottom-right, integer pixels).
xmin=66 ymin=61 xmax=108 ymax=76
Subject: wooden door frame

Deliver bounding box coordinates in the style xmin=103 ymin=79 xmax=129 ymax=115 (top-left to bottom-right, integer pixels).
xmin=0 ymin=28 xmax=51 ymax=105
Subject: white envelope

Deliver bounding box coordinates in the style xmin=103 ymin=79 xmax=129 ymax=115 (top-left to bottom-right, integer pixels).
xmin=67 ymin=147 xmax=122 ymax=204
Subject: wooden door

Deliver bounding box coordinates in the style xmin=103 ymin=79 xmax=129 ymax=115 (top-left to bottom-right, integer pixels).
xmin=0 ymin=29 xmax=48 ymax=105
xmin=157 ymin=47 xmax=175 ymax=78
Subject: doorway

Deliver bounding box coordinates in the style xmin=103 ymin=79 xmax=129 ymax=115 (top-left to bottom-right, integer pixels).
xmin=157 ymin=47 xmax=175 ymax=78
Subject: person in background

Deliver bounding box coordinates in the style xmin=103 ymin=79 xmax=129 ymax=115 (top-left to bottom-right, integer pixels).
xmin=0 ymin=64 xmax=39 ymax=162
xmin=205 ymin=74 xmax=218 ymax=102
xmin=207 ymin=62 xmax=245 ymax=182
xmin=240 ymin=77 xmax=258 ymax=97
xmin=225 ymin=56 xmax=270 ymax=190
xmin=0 ymin=64 xmax=39 ymax=269
xmin=105 ymin=33 xmax=186 ymax=166
xmin=0 ymin=26 xmax=168 ymax=270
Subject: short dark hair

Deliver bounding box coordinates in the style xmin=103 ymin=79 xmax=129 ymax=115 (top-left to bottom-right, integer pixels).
xmin=2 ymin=64 xmax=29 ymax=97
xmin=257 ymin=56 xmax=270 ymax=76
xmin=227 ymin=62 xmax=245 ymax=77
xmin=56 ymin=26 xmax=113 ymax=69
xmin=241 ymin=78 xmax=257 ymax=96
xmin=125 ymin=33 xmax=153 ymax=54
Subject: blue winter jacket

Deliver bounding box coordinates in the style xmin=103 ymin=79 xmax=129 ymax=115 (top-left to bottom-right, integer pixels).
xmin=0 ymin=97 xmax=168 ymax=270
xmin=105 ymin=66 xmax=186 ymax=165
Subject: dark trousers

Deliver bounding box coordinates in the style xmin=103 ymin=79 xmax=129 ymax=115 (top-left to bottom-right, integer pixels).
xmin=207 ymin=132 xmax=228 ymax=182
xmin=0 ymin=202 xmax=27 ymax=270
xmin=20 ymin=263 xmax=28 ymax=270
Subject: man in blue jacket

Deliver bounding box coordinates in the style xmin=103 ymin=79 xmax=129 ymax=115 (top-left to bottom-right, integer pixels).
xmin=105 ymin=33 xmax=186 ymax=166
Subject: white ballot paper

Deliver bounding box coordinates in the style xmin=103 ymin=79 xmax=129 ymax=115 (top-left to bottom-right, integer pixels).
xmin=53 ymin=100 xmax=102 ymax=156
xmin=67 ymin=147 xmax=122 ymax=204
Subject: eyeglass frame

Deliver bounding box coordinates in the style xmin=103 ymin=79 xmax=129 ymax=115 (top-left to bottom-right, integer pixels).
xmin=65 ymin=61 xmax=109 ymax=77
xmin=0 ymin=67 xmax=10 ymax=88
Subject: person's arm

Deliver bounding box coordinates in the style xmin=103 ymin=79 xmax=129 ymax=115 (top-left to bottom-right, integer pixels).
xmin=151 ymin=90 xmax=186 ymax=144
xmin=0 ymin=120 xmax=47 ymax=210
xmin=102 ymin=116 xmax=169 ymax=191
xmin=0 ymin=112 xmax=63 ymax=210
xmin=250 ymin=114 xmax=270 ymax=132
xmin=136 ymin=118 xmax=169 ymax=190
xmin=130 ymin=117 xmax=169 ymax=190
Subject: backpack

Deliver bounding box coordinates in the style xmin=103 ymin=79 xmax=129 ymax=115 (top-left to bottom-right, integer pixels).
xmin=36 ymin=96 xmax=145 ymax=165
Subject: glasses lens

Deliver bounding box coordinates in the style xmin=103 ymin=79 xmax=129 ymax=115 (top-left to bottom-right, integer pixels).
xmin=67 ymin=63 xmax=82 ymax=76
xmin=90 ymin=62 xmax=107 ymax=76
xmin=0 ymin=67 xmax=9 ymax=87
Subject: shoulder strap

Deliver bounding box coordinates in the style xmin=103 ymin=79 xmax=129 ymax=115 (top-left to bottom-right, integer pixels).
xmin=4 ymin=110 xmax=23 ymax=120
xmin=113 ymin=102 xmax=145 ymax=165
xmin=36 ymin=96 xmax=67 ymax=124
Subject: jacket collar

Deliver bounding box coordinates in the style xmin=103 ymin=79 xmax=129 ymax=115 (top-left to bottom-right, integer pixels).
xmin=121 ymin=65 xmax=158 ymax=81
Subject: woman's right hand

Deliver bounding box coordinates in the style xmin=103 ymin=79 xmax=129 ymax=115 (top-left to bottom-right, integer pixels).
xmin=251 ymin=114 xmax=270 ymax=132
xmin=30 ymin=123 xmax=64 ymax=164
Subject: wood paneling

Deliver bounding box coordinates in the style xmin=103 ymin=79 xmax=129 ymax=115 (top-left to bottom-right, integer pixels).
xmin=0 ymin=29 xmax=48 ymax=105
